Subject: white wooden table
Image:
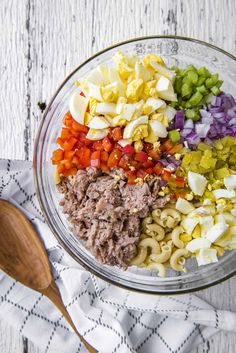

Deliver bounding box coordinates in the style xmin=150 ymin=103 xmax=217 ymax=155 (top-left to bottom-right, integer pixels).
xmin=1 ymin=0 xmax=236 ymax=352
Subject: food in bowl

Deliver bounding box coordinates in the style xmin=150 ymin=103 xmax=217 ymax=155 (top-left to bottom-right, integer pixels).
xmin=51 ymin=51 xmax=236 ymax=277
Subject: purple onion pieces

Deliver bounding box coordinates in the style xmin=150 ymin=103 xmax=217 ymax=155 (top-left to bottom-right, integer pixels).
xmin=175 ymin=110 xmax=185 ymax=130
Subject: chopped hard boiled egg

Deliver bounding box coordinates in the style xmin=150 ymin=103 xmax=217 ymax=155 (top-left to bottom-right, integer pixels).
xmin=186 ymin=238 xmax=211 ymax=253
xmin=86 ymin=128 xmax=109 ymax=140
xmin=196 ymin=249 xmax=218 ymax=266
xmin=212 ymin=189 xmax=236 ymax=199
xmin=181 ymin=217 xmax=199 ymax=235
xmin=175 ymin=198 xmax=195 ymax=214
xmin=96 ymin=102 xmax=117 ymax=116
xmin=145 ymin=97 xmax=166 ymax=113
xmin=150 ymin=61 xmax=176 ymax=82
xmin=69 ymin=91 xmax=89 ymax=125
xmin=120 ymin=104 xmax=136 ymax=121
xmin=87 ymin=82 xmax=103 ymax=101
xmin=86 ymin=68 xmax=104 ymax=85
xmin=123 ymin=115 xmax=148 ymax=139
xmin=199 ymin=216 xmax=214 ymax=236
xmin=224 ymin=175 xmax=236 ymax=189
xmin=162 ymin=105 xmax=176 ymax=121
xmin=156 ymin=76 xmax=177 ymax=101
xmin=135 ymin=61 xmax=152 ymax=81
xmin=149 ymin=120 xmax=168 ymax=138
xmin=188 ymin=171 xmax=208 ymax=196
xmin=118 ymin=139 xmax=132 ymax=147
xmin=88 ymin=116 xmax=110 ymax=129
xmin=205 ymin=223 xmax=229 ymax=243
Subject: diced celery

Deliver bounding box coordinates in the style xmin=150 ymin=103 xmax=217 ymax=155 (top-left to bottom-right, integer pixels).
xmin=196 ymin=76 xmax=206 ymax=86
xmin=216 ymin=80 xmax=223 ymax=88
xmin=197 ymin=85 xmax=208 ymax=95
xmin=185 ymin=108 xmax=200 ymax=121
xmin=168 ymin=129 xmax=180 ymax=143
xmin=211 ymin=86 xmax=221 ymax=95
xmin=205 ymin=93 xmax=213 ymax=104
xmin=187 ymin=70 xmax=198 ymax=84
xmin=188 ymin=91 xmax=203 ymax=106
xmin=181 ymin=83 xmax=193 ymax=97
xmin=205 ymin=74 xmax=219 ymax=89
xmin=197 ymin=67 xmax=211 ymax=78
xmin=174 ymin=78 xmax=183 ymax=94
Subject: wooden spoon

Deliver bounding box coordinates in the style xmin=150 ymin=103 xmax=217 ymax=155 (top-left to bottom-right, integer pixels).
xmin=0 ymin=199 xmax=97 ymax=353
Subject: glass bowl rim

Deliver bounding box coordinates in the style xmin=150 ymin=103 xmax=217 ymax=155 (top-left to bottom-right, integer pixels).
xmin=34 ymin=35 xmax=236 ymax=295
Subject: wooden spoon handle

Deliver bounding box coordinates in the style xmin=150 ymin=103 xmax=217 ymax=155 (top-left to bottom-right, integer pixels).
xmin=43 ymin=282 xmax=97 ymax=353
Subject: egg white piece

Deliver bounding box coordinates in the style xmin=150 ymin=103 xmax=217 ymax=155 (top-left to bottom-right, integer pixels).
xmin=205 ymin=223 xmax=229 ymax=243
xmin=149 ymin=61 xmax=176 ymax=82
xmin=123 ymin=115 xmax=148 ymax=139
xmin=86 ymin=128 xmax=109 ymax=140
xmin=212 ymin=189 xmax=236 ymax=199
xmin=69 ymin=91 xmax=89 ymax=125
xmin=120 ymin=104 xmax=136 ymax=121
xmin=188 ymin=171 xmax=208 ymax=196
xmin=155 ymin=76 xmax=177 ymax=102
xmin=181 ymin=217 xmax=199 ymax=235
xmin=196 ymin=249 xmax=218 ymax=266
xmin=162 ymin=105 xmax=176 ymax=121
xmin=96 ymin=102 xmax=117 ymax=116
xmin=199 ymin=216 xmax=214 ymax=236
xmin=118 ymin=139 xmax=132 ymax=147
xmin=86 ymin=68 xmax=104 ymax=85
xmin=186 ymin=238 xmax=211 ymax=253
xmin=88 ymin=116 xmax=110 ymax=129
xmin=149 ymin=120 xmax=168 ymax=138
xmin=175 ymin=198 xmax=195 ymax=215
xmin=224 ymin=175 xmax=236 ymax=189
xmin=87 ymin=83 xmax=103 ymax=101
xmin=146 ymin=97 xmax=166 ymax=113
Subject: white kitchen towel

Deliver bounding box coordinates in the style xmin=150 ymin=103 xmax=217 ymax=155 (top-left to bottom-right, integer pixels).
xmin=0 ymin=159 xmax=236 ymax=353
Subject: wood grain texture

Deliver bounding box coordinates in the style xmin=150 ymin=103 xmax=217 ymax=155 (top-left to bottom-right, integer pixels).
xmin=0 ymin=0 xmax=236 ymax=352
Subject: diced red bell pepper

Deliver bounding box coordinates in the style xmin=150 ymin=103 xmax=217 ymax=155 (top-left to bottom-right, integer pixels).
xmin=123 ymin=144 xmax=135 ymax=156
xmin=71 ymin=155 xmax=80 ymax=167
xmin=51 ymin=149 xmax=64 ymax=164
xmin=175 ymin=176 xmax=186 ymax=188
xmin=101 ymin=151 xmax=109 ymax=162
xmin=142 ymin=160 xmax=154 ymax=169
xmin=111 ymin=127 xmax=123 ymax=141
xmin=143 ymin=142 xmax=153 ymax=152
xmin=168 ymin=144 xmax=183 ymax=155
xmin=102 ymin=137 xmax=113 ymax=152
xmin=80 ymin=147 xmax=91 ymax=168
xmin=63 ymin=167 xmax=77 ymax=176
xmin=174 ymin=189 xmax=187 ymax=199
xmin=93 ymin=141 xmax=104 ymax=151
xmin=63 ymin=112 xmax=73 ymax=127
xmin=90 ymin=150 xmax=101 ymax=168
xmin=63 ymin=160 xmax=73 ymax=170
xmin=72 ymin=120 xmax=89 ymax=133
xmin=134 ymin=151 xmax=148 ymax=163
xmin=146 ymin=168 xmax=153 ymax=174
xmin=129 ymin=159 xmax=141 ymax=170
xmin=153 ymin=162 xmax=163 ymax=175
xmin=80 ymin=91 xmax=86 ymax=97
xmin=148 ymin=149 xmax=160 ymax=162
xmin=64 ymin=150 xmax=75 ymax=160
xmin=56 ymin=137 xmax=65 ymax=148
xmin=118 ymin=156 xmax=130 ymax=171
xmin=62 ymin=137 xmax=78 ymax=151
xmin=61 ymin=128 xmax=72 ymax=140
xmin=161 ymin=139 xmax=174 ymax=152
xmin=107 ymin=149 xmax=122 ymax=168
xmin=79 ymin=132 xmax=93 ymax=146
xmin=100 ymin=162 xmax=110 ymax=172
xmin=127 ymin=170 xmax=137 ymax=185
xmin=57 ymin=163 xmax=64 ymax=174
xmin=162 ymin=169 xmax=173 ymax=181
xmin=137 ymin=169 xmax=148 ymax=179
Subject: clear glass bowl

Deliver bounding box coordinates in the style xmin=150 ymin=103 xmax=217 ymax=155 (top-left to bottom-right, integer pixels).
xmin=34 ymin=36 xmax=236 ymax=294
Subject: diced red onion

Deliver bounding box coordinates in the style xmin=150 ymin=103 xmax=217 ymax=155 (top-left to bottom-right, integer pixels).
xmin=181 ymin=128 xmax=192 ymax=138
xmin=229 ymin=117 xmax=236 ymax=126
xmin=175 ymin=110 xmax=185 ymax=129
xmin=186 ymin=131 xmax=201 ymax=144
xmin=195 ymin=123 xmax=211 ymax=138
xmin=184 ymin=119 xmax=194 ymax=129
xmin=159 ymin=159 xmax=169 ymax=167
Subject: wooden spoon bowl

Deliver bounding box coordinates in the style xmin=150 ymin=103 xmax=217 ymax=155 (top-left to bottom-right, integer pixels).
xmin=0 ymin=199 xmax=96 ymax=353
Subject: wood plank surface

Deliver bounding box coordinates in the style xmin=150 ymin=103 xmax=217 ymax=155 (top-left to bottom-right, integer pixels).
xmin=0 ymin=0 xmax=236 ymax=352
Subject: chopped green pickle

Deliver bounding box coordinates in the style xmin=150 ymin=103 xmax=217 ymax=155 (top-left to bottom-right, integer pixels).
xmin=168 ymin=129 xmax=180 ymax=143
